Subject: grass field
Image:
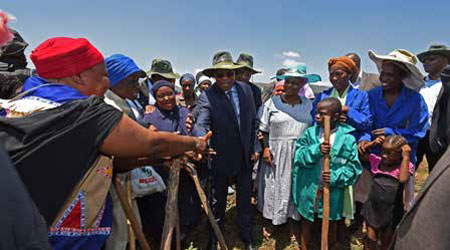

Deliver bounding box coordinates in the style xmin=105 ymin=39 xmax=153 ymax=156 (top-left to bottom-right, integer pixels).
xmin=187 ymin=162 xmax=430 ymax=250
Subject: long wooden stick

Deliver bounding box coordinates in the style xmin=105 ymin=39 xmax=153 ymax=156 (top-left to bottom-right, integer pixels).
xmin=160 ymin=159 xmax=182 ymax=250
xmin=321 ymin=115 xmax=331 ymax=250
xmin=184 ymin=164 xmax=229 ymax=250
xmin=126 ymin=175 xmax=136 ymax=250
xmin=113 ymin=177 xmax=151 ymax=250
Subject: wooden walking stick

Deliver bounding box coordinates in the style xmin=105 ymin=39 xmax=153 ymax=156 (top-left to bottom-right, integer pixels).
xmin=321 ymin=115 xmax=331 ymax=250
xmin=126 ymin=175 xmax=136 ymax=250
xmin=113 ymin=176 xmax=151 ymax=250
xmin=160 ymin=158 xmax=182 ymax=250
xmin=184 ymin=163 xmax=229 ymax=250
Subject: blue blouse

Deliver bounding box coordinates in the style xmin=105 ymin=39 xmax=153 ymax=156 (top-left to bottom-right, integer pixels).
xmin=360 ymin=85 xmax=429 ymax=162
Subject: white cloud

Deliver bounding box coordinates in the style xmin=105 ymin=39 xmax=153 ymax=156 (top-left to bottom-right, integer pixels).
xmin=282 ymin=59 xmax=301 ymax=68
xmin=282 ymin=51 xmax=301 ymax=58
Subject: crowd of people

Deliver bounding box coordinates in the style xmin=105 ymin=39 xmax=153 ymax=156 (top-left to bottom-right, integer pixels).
xmin=0 ymin=14 xmax=450 ymax=250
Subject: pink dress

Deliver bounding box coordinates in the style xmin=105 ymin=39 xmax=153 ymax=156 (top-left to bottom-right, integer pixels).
xmin=368 ymin=154 xmax=414 ymax=179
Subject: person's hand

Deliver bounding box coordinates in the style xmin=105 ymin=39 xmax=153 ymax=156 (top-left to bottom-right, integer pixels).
xmin=371 ymin=128 xmax=385 ymax=137
xmin=374 ymin=135 xmax=386 ymax=145
xmin=193 ymin=131 xmax=213 ymax=159
xmin=322 ymin=171 xmax=331 ymax=184
xmin=319 ymin=142 xmax=331 ymax=155
xmin=251 ymin=152 xmax=260 ymax=163
xmin=341 ymin=106 xmax=349 ymax=114
xmin=262 ymin=147 xmax=273 ymax=166
xmin=401 ymin=144 xmax=411 ymax=158
xmin=186 ymin=113 xmax=193 ymax=132
xmin=257 ymin=131 xmax=264 ymax=141
xmin=357 ymin=141 xmax=370 ymax=155
xmin=145 ymin=105 xmax=156 ymax=114
xmin=338 ymin=113 xmax=347 ymax=123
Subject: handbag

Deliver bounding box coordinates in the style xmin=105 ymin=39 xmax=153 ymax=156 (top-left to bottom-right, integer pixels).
xmin=130 ymin=166 xmax=166 ymax=198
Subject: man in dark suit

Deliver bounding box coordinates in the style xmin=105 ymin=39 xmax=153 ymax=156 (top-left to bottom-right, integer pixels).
xmin=390 ymin=66 xmax=450 ymax=250
xmin=194 ymin=51 xmax=256 ymax=250
xmin=346 ymin=52 xmax=381 ymax=91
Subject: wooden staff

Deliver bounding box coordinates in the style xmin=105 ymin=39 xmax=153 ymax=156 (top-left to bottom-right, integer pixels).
xmin=126 ymin=175 xmax=136 ymax=250
xmin=184 ymin=163 xmax=229 ymax=250
xmin=321 ymin=115 xmax=331 ymax=250
xmin=160 ymin=159 xmax=182 ymax=250
xmin=113 ymin=176 xmax=151 ymax=250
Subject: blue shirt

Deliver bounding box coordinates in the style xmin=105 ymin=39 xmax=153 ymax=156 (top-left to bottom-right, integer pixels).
xmin=424 ymin=75 xmax=441 ymax=88
xmin=312 ymin=85 xmax=372 ymax=141
xmin=360 ymin=85 xmax=429 ymax=162
xmin=226 ymin=85 xmax=240 ymax=128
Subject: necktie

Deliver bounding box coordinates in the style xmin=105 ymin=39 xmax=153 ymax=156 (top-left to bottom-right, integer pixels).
xmin=227 ymin=91 xmax=240 ymax=128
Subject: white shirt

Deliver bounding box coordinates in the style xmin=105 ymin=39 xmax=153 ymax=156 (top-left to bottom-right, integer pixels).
xmin=419 ymin=76 xmax=442 ymax=126
xmin=351 ymin=71 xmax=363 ymax=89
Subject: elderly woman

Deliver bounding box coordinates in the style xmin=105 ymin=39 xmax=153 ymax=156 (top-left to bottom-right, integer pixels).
xmin=312 ymin=56 xmax=372 ymax=139
xmin=103 ymin=54 xmax=146 ymax=250
xmin=312 ymin=56 xmax=372 ymax=234
xmin=257 ymin=65 xmax=316 ymax=240
xmin=359 ymin=49 xmax=428 ymax=212
xmin=0 ymin=37 xmax=209 ymax=250
xmin=176 ymin=73 xmax=197 ymax=111
xmin=138 ymin=80 xmax=201 ymax=248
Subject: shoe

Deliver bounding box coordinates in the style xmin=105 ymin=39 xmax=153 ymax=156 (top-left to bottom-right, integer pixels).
xmin=206 ymin=237 xmax=218 ymax=250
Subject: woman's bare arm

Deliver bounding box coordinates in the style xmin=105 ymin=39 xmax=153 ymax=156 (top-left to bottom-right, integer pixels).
xmin=100 ymin=114 xmax=210 ymax=161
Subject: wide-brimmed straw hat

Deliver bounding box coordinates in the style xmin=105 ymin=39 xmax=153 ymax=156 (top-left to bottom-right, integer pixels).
xmin=146 ymin=59 xmax=180 ymax=79
xmin=271 ymin=63 xmax=321 ymax=83
xmin=235 ymin=53 xmax=261 ymax=74
xmin=417 ymin=44 xmax=450 ymax=63
xmin=202 ymin=51 xmax=242 ymax=77
xmin=368 ymin=49 xmax=424 ymax=91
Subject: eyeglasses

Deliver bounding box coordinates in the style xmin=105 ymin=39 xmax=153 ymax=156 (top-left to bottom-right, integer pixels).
xmin=216 ymin=71 xmax=234 ymax=78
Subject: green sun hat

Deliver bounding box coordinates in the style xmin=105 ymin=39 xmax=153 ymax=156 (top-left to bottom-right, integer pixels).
xmin=235 ymin=53 xmax=261 ymax=74
xmin=146 ymin=59 xmax=180 ymax=79
xmin=272 ymin=63 xmax=321 ymax=83
xmin=202 ymin=51 xmax=242 ymax=77
xmin=417 ymin=44 xmax=450 ymax=63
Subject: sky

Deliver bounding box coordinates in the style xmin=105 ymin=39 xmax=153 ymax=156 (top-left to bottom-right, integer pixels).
xmin=2 ymin=0 xmax=449 ymax=83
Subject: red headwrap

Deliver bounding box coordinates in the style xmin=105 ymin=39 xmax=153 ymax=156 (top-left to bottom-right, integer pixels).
xmin=328 ymin=56 xmax=358 ymax=77
xmin=30 ymin=37 xmax=104 ymax=79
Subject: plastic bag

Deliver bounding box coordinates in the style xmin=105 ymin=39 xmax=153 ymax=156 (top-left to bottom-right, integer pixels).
xmin=130 ymin=166 xmax=166 ymax=198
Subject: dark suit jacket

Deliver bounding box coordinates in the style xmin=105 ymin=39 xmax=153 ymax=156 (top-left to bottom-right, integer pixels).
xmin=429 ymin=66 xmax=450 ymax=158
xmin=391 ymin=145 xmax=450 ymax=250
xmin=248 ymin=82 xmax=262 ymax=111
xmin=358 ymin=71 xmax=381 ymax=91
xmin=193 ymin=81 xmax=256 ymax=176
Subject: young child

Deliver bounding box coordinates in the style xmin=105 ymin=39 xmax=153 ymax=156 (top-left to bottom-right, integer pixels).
xmin=360 ymin=135 xmax=413 ymax=250
xmin=292 ymin=97 xmax=362 ymax=249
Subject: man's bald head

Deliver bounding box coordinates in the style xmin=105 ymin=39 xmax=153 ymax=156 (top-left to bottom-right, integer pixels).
xmin=345 ymin=53 xmax=361 ymax=70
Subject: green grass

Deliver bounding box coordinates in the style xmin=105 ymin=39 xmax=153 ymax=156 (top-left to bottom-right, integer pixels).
xmin=187 ymin=162 xmax=429 ymax=250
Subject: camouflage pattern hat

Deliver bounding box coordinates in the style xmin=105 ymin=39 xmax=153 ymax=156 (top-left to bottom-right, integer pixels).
xmin=236 ymin=53 xmax=261 ymax=74
xmin=202 ymin=51 xmax=242 ymax=77
xmin=146 ymin=59 xmax=180 ymax=79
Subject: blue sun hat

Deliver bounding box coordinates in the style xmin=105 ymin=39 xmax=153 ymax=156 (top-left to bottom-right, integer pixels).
xmin=271 ymin=63 xmax=321 ymax=83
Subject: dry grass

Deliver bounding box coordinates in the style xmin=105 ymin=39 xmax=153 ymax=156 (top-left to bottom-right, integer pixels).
xmin=187 ymin=162 xmax=430 ymax=250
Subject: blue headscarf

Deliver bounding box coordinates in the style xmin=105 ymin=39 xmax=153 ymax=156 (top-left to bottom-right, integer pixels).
xmin=179 ymin=73 xmax=196 ymax=86
xmin=105 ymin=54 xmax=142 ymax=88
xmin=152 ymin=80 xmax=175 ymax=96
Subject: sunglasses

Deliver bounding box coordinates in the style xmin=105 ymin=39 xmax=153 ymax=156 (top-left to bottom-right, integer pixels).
xmin=216 ymin=71 xmax=234 ymax=78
